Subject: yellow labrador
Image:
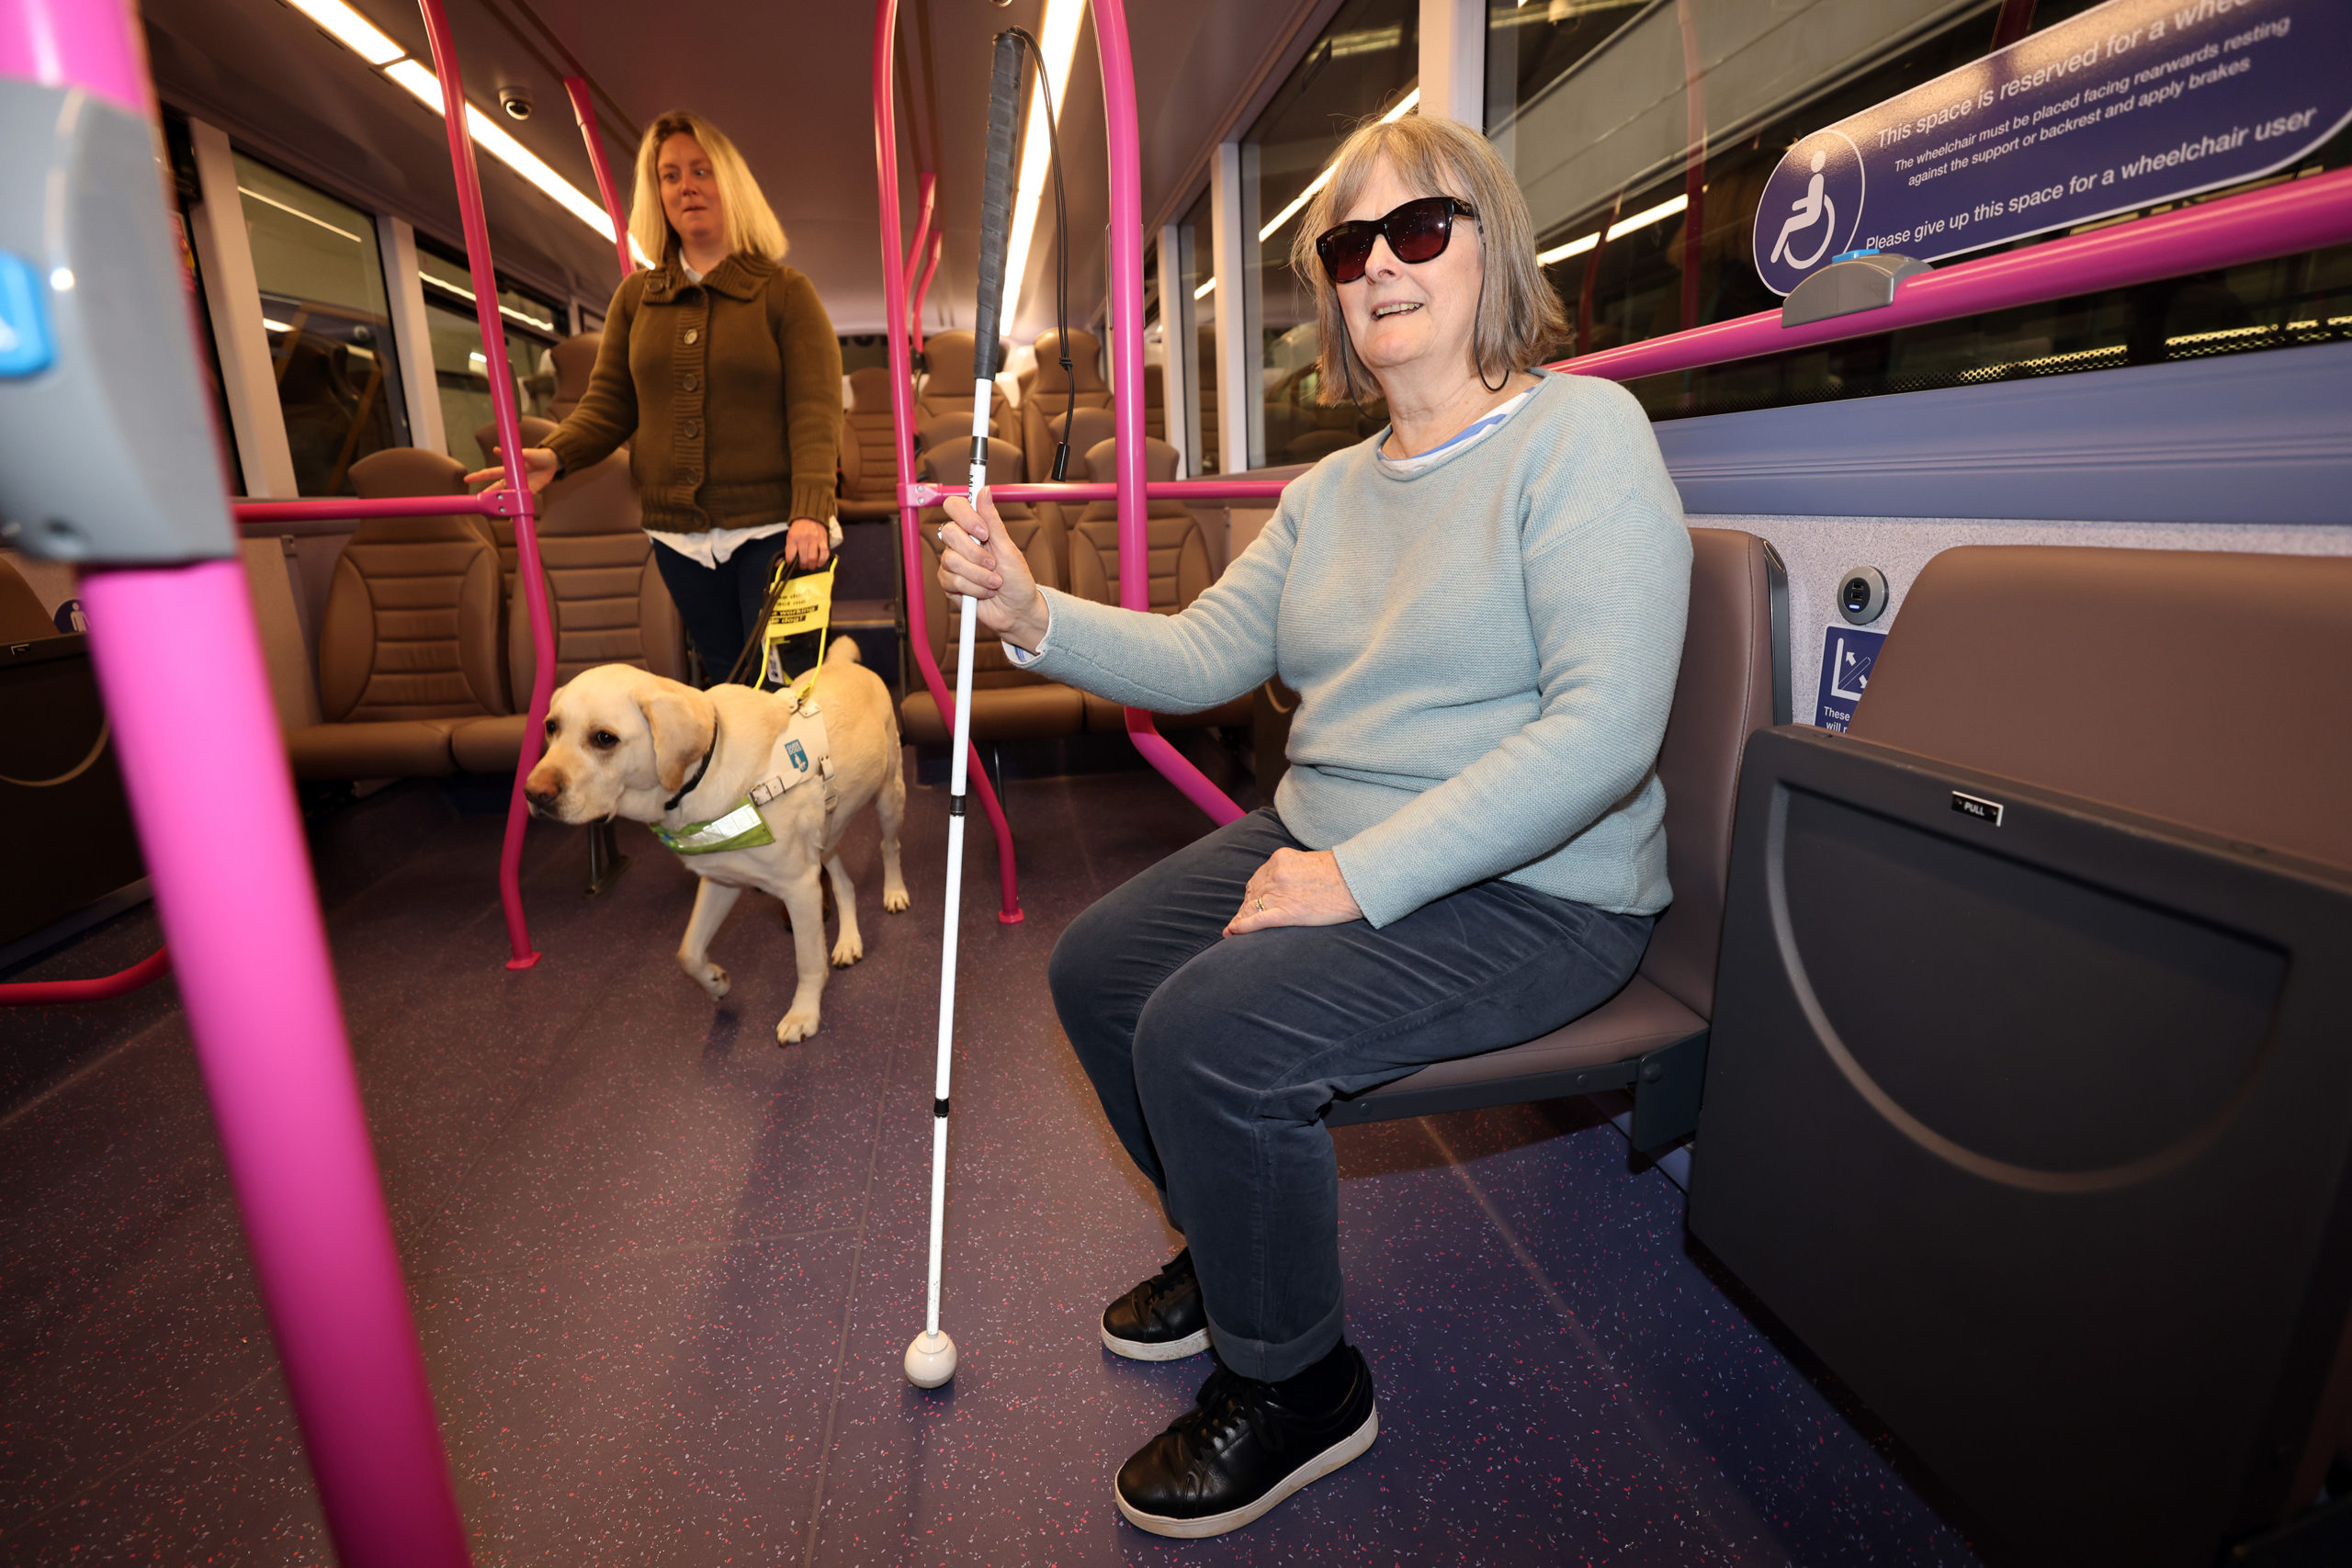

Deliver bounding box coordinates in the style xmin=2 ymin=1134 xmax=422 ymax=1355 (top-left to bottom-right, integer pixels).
xmin=524 ymin=642 xmax=910 ymax=1044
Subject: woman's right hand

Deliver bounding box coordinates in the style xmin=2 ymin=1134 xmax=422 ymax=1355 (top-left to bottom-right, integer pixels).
xmin=464 ymin=446 xmax=560 ymax=495
xmin=938 ymin=489 xmax=1049 ymax=652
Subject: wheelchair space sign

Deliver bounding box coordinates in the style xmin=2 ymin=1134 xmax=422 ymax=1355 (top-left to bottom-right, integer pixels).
xmin=1815 ymin=626 xmax=1888 ymax=733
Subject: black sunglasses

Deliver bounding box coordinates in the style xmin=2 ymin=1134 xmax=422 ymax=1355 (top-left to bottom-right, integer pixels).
xmin=1314 ymin=196 xmax=1477 ymax=284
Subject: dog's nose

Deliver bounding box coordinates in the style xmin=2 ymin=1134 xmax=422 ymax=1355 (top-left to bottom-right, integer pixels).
xmin=524 ymin=782 xmax=560 ymax=813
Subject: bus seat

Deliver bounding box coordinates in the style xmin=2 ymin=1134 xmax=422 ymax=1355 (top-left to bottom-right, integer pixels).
xmin=471 ymin=415 xmax=560 ymax=469
xmin=349 ymin=446 xmax=469 ymax=500
xmin=1063 ymin=435 xmax=1251 ymax=734
xmin=547 ymin=333 xmax=600 ymax=421
xmin=0 ymin=555 xmax=57 ymax=641
xmin=1143 ymin=361 xmax=1166 ymax=443
xmin=281 ymin=513 xmax=508 ymax=779
xmin=1325 ymin=528 xmax=1789 ymax=1144
xmin=915 ymin=331 xmax=1015 ymax=446
xmin=1686 ymin=546 xmax=2352 ymax=1567
xmin=899 ymin=437 xmax=1083 ymax=747
xmin=1021 ymin=330 xmax=1111 ymax=482
xmin=469 ymin=417 xmax=560 ymax=604
xmin=840 ymin=365 xmax=905 ymax=522
xmin=447 ymin=453 xmax=688 ymax=773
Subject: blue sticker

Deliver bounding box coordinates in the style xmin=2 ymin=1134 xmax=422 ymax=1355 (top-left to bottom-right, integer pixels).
xmin=1754 ymin=0 xmax=2352 ymax=296
xmin=1815 ymin=626 xmax=1889 ymax=733
xmin=786 ymin=739 xmax=808 ymax=772
xmin=0 ymin=252 xmax=56 ymax=378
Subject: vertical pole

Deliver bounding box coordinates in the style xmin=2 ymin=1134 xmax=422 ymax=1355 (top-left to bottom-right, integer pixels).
xmin=874 ymin=0 xmax=1024 ymax=922
xmin=563 ymin=75 xmax=636 ymax=280
xmin=1 ymin=2 xmax=471 ymax=1560
xmin=1417 ymin=0 xmax=1487 ymax=129
xmin=1155 ymin=222 xmax=1190 ymax=475
xmin=911 ymin=231 xmax=944 ymax=362
xmin=1209 ymin=141 xmax=1250 ymax=475
xmin=1091 ymin=0 xmax=1244 ymax=826
xmin=416 ymin=0 xmax=556 ymax=968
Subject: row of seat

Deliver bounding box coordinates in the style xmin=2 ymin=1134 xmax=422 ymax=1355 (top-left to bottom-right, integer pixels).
xmin=898 ymin=426 xmax=1247 ymax=748
xmin=283 ymin=442 xmax=686 ymax=781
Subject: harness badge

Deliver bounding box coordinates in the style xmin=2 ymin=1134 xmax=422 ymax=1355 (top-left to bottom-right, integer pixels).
xmin=786 ymin=739 xmax=808 ymax=773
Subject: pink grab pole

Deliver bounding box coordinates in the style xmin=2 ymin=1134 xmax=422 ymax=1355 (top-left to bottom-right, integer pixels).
xmin=415 ymin=0 xmax=558 ymax=968
xmin=0 ymin=6 xmax=473 ymax=1559
xmin=874 ymin=0 xmax=1023 ymax=922
xmin=1090 ymin=0 xmax=1245 ymax=826
xmin=563 ymin=74 xmax=636 ymax=280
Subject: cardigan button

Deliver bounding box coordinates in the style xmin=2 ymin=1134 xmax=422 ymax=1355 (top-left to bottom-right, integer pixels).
xmin=681 ymin=467 xmax=701 ymax=484
xmin=684 ymin=328 xmax=699 ymax=344
xmin=682 ymin=419 xmax=702 ymax=438
xmin=682 ymin=372 xmax=701 ymax=391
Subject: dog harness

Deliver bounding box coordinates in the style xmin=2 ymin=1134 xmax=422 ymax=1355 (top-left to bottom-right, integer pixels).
xmin=652 ymin=696 xmax=836 ymax=857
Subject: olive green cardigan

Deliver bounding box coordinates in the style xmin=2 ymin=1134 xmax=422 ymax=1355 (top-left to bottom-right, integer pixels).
xmin=544 ymin=252 xmax=843 ymax=533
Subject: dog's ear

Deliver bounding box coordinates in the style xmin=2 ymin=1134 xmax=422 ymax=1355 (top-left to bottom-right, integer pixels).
xmin=636 ymin=682 xmax=715 ymax=796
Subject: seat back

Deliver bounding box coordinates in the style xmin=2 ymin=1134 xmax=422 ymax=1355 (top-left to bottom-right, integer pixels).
xmin=914 ymin=437 xmax=1057 ymax=690
xmin=316 ymin=513 xmax=507 ymax=724
xmin=548 ymin=333 xmax=601 ymax=421
xmin=1063 ymin=436 xmax=1214 ymax=615
xmin=0 ymin=556 xmax=56 ymax=641
xmin=1021 ymin=329 xmax=1112 ymax=479
xmin=505 ymin=451 xmax=689 ymax=699
xmin=1850 ymin=546 xmax=2352 ymax=871
xmin=842 ymin=366 xmax=903 ymax=502
xmin=1640 ymin=528 xmax=1788 ymax=1019
xmin=914 ymin=331 xmax=1012 ymax=442
xmin=472 ymin=414 xmax=560 ymax=468
xmin=349 ymin=446 xmax=468 ymax=501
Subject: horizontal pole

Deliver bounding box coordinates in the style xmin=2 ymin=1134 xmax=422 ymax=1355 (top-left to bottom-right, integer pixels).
xmin=232 ymin=493 xmax=521 ymax=524
xmin=900 ymin=479 xmax=1295 ymax=507
xmin=1551 ymin=166 xmax=2352 ymax=385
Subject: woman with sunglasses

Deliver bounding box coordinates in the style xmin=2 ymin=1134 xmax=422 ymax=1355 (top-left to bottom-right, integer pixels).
xmin=937 ymin=114 xmax=1690 ymax=1538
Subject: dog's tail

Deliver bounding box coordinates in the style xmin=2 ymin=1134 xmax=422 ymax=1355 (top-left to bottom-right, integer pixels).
xmin=825 ymin=637 xmax=862 ymax=667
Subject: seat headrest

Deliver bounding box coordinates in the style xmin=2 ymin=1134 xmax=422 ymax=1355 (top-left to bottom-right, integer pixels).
xmin=1049 ymin=406 xmax=1117 ymax=461
xmin=1849 ymin=546 xmax=2352 ymax=870
xmin=918 ymin=413 xmax=972 ymax=457
xmin=920 ymin=436 xmax=1025 ymax=490
xmin=549 ymin=333 xmax=600 ymax=399
xmin=1031 ymin=330 xmax=1106 ymax=394
xmin=0 ymin=556 xmax=57 ymax=640
xmin=847 ymin=365 xmax=898 ymax=411
xmin=923 ymin=331 xmax=982 ymax=385
xmin=473 ymin=415 xmax=559 ymax=467
xmin=349 ymin=446 xmax=469 ymax=498
xmin=1080 ymin=434 xmax=1181 ymax=485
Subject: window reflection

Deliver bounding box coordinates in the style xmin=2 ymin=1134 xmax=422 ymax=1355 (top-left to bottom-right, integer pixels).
xmin=234 ymin=153 xmax=407 ymax=495
xmin=416 ymin=245 xmax=561 ymax=463
xmin=1242 ymin=0 xmax=1415 ymax=468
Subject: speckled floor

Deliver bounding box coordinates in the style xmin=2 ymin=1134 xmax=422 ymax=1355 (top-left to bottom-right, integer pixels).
xmin=0 ymin=749 xmax=1984 ymax=1565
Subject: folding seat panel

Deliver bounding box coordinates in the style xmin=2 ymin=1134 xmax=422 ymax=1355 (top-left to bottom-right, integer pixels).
xmin=1688 ymin=727 xmax=2352 ymax=1568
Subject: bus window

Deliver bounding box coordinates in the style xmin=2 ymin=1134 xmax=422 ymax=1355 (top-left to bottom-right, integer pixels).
xmin=232 ymin=153 xmax=409 ymax=495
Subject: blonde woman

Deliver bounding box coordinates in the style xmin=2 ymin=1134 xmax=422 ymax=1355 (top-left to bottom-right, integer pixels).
xmin=470 ymin=111 xmax=842 ymax=681
xmin=937 ymin=115 xmax=1691 ymax=1535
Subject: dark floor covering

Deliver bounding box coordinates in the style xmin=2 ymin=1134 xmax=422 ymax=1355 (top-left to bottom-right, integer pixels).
xmin=0 ymin=750 xmax=1984 ymax=1566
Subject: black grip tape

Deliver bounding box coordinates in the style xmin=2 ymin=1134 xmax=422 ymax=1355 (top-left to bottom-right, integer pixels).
xmin=970 ymin=31 xmax=1025 ymax=386
xmin=934 ymin=1097 xmax=951 ymax=1119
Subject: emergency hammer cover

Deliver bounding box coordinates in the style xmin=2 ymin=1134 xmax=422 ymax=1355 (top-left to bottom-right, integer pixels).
xmin=967 ymin=31 xmax=1025 ymax=387
xmin=0 ymin=84 xmax=236 ymax=564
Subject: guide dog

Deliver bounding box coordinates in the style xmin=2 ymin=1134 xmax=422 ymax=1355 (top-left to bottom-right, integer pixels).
xmin=523 ymin=642 xmax=910 ymax=1044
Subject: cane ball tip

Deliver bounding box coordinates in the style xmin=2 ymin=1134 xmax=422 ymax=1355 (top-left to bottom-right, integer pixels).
xmin=904 ymin=1330 xmax=957 ymax=1388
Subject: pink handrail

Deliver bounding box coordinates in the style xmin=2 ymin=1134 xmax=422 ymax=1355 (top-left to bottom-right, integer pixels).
xmin=0 ymin=945 xmax=171 ymax=1006
xmin=417 ymin=0 xmax=558 ymax=970
xmin=1552 ymin=165 xmax=2352 ymax=385
xmin=912 ymin=231 xmax=944 ymax=360
xmin=232 ymin=492 xmax=525 ymax=524
xmin=3 ymin=5 xmax=475 ymax=1556
xmin=901 ymin=479 xmax=1293 ymax=507
xmin=1091 ymin=0 xmax=1244 ymax=826
xmin=873 ymin=0 xmax=1023 ymax=922
xmin=563 ymin=75 xmax=635 ymax=281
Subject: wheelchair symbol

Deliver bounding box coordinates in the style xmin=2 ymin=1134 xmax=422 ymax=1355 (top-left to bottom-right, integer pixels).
xmin=1769 ymin=151 xmax=1838 ymax=272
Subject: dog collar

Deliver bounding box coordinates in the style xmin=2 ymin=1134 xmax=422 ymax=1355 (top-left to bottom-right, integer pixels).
xmin=664 ymin=729 xmax=718 ymax=813
xmin=651 ymin=699 xmax=836 ymax=859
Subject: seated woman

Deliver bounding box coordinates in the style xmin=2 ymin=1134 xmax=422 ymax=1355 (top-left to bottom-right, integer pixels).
xmin=937 ymin=116 xmax=1690 ymax=1538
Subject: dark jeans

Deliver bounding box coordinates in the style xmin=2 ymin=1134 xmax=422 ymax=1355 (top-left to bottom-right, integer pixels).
xmin=1049 ymin=807 xmax=1654 ymax=1381
xmin=650 ymin=531 xmax=815 ymax=685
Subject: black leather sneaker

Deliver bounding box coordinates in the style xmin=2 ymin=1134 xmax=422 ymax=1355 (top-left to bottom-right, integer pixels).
xmin=1114 ymin=1347 xmax=1379 ymax=1538
xmin=1101 ymin=1247 xmax=1211 ymax=1361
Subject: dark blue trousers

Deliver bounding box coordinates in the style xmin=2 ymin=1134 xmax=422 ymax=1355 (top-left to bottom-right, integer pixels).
xmin=650 ymin=532 xmax=803 ymax=685
xmin=1049 ymin=807 xmax=1653 ymax=1381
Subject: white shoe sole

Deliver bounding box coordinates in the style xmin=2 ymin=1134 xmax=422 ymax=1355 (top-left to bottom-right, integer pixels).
xmin=1114 ymin=1403 xmax=1379 ymax=1539
xmin=1100 ymin=1323 xmax=1211 ymax=1361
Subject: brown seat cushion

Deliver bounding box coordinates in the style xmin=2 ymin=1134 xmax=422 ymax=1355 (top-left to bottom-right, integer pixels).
xmin=285 ymin=717 xmax=465 ymax=780
xmin=449 ymin=714 xmax=526 ymax=773
xmin=900 ymin=682 xmax=1087 ymax=746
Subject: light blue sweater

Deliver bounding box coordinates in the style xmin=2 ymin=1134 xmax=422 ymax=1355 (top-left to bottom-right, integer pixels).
xmin=1022 ymin=369 xmax=1691 ymax=928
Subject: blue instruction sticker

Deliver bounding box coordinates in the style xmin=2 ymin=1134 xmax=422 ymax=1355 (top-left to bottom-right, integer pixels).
xmin=1815 ymin=626 xmax=1889 ymax=734
xmin=1753 ymin=0 xmax=2352 ymax=295
xmin=0 ymin=251 xmax=56 ymax=378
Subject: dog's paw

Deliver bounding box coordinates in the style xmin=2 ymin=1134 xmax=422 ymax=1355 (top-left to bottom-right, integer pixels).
xmin=690 ymin=963 xmax=731 ymax=1000
xmin=830 ymin=931 xmax=864 ymax=968
xmin=883 ymin=884 xmax=911 ymax=914
xmin=775 ymin=1008 xmax=820 ymax=1045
